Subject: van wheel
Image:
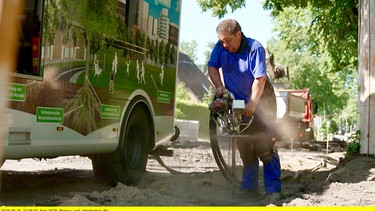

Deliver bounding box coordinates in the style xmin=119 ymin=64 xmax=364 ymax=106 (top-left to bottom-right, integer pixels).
xmin=119 ymin=105 xmax=151 ymax=185
xmin=92 ymin=105 xmax=152 ymax=186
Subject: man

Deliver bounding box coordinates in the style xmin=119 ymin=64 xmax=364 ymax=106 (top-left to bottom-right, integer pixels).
xmin=208 ymin=19 xmax=281 ymax=200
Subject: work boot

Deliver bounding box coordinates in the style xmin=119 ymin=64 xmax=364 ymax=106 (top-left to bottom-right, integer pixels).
xmin=263 ymin=192 xmax=282 ymax=205
xmin=237 ymin=189 xmax=261 ymax=199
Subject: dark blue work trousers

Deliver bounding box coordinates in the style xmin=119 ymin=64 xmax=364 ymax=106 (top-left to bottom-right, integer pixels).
xmin=237 ymin=83 xmax=281 ymax=193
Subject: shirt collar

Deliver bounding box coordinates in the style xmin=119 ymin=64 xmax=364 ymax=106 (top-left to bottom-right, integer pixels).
xmin=235 ymin=32 xmax=248 ymax=54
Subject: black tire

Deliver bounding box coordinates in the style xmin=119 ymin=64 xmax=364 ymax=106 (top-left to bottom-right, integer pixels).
xmin=118 ymin=105 xmax=151 ymax=185
xmin=91 ymin=103 xmax=152 ymax=186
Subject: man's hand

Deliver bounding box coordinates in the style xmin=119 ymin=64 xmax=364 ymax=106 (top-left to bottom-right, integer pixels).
xmin=244 ymin=102 xmax=255 ymax=117
xmin=215 ymin=86 xmax=226 ymax=98
xmin=208 ymin=66 xmax=225 ymax=98
xmin=245 ymin=76 xmax=266 ymax=117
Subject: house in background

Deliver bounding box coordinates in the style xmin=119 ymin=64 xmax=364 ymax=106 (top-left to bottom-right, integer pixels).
xmin=177 ymin=52 xmax=213 ymax=102
xmin=176 ymin=52 xmax=213 ymax=141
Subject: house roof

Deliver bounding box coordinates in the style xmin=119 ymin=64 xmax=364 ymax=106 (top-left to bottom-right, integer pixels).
xmin=177 ymin=52 xmax=213 ymax=101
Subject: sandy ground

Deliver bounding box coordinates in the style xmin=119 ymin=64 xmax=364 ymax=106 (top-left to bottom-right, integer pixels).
xmin=1 ymin=139 xmax=375 ymax=206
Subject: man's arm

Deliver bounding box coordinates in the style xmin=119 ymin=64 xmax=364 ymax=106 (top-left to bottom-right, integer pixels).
xmin=244 ymin=75 xmax=266 ymax=116
xmin=208 ymin=66 xmax=225 ymax=97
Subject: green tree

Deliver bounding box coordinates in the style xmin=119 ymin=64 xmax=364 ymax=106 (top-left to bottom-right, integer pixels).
xmin=170 ymin=45 xmax=177 ymax=64
xmin=267 ymin=27 xmax=342 ymax=115
xmin=164 ymin=43 xmax=170 ymax=65
xmin=154 ymin=40 xmax=159 ymax=63
xmin=197 ymin=0 xmax=246 ymax=18
xmin=145 ymin=36 xmax=151 ymax=60
xmin=159 ymin=40 xmax=165 ymax=64
xmin=148 ymin=39 xmax=154 ymax=62
xmin=201 ymin=85 xmax=214 ymax=105
xmin=266 ymin=5 xmax=354 ymax=117
xmin=135 ymin=30 xmax=147 ymax=60
xmin=340 ymin=72 xmax=359 ymax=128
xmin=176 ymin=82 xmax=191 ymax=101
xmin=198 ymin=41 xmax=216 ymax=73
xmin=123 ymin=28 xmax=132 ymax=57
xmin=115 ymin=16 xmax=127 ymax=41
xmin=58 ymin=0 xmax=119 ymax=134
xmin=42 ymin=0 xmax=60 ymax=47
xmin=179 ymin=40 xmax=198 ymax=63
xmin=267 ymin=0 xmax=357 ymax=74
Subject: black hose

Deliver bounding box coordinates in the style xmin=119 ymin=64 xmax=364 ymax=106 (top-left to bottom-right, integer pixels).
xmin=149 ymin=154 xmax=199 ymax=175
xmin=150 ymin=113 xmax=242 ymax=187
xmin=209 ymin=113 xmax=241 ymax=186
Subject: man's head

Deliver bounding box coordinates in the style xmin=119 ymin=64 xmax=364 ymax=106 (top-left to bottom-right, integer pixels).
xmin=216 ymin=19 xmax=242 ymax=53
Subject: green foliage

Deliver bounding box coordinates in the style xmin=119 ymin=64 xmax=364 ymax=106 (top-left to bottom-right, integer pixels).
xmin=175 ymin=81 xmax=212 ymax=139
xmin=59 ymin=0 xmax=118 ymax=37
xmin=174 ymin=107 xmax=185 ymax=119
xmin=43 ymin=0 xmax=60 ymax=45
xmin=170 ymin=45 xmax=177 ymax=64
xmin=266 ymin=4 xmax=355 ymax=117
xmin=345 ymin=130 xmax=360 ymax=158
xmin=201 ymin=85 xmax=215 ymax=105
xmin=320 ymin=118 xmax=338 ymax=140
xmin=264 ymin=0 xmax=358 ymax=74
xmin=176 ymin=82 xmax=191 ymax=101
xmin=328 ymin=120 xmax=338 ymax=135
xmin=176 ymin=99 xmax=211 ymax=139
xmin=196 ymin=0 xmax=246 ymax=18
xmin=159 ymin=40 xmax=165 ymax=64
xmin=198 ymin=41 xmax=216 ymax=73
xmin=179 ymin=40 xmax=198 ymax=63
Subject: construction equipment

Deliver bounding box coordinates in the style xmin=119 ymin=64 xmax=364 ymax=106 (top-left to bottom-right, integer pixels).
xmin=275 ymin=88 xmax=317 ymax=142
xmin=209 ymin=90 xmax=253 ymax=198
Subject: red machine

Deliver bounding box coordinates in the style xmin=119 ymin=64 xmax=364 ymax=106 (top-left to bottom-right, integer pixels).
xmin=275 ymin=88 xmax=317 ymax=142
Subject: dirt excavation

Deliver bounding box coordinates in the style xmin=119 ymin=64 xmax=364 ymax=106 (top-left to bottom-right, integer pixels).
xmin=1 ymin=138 xmax=375 ymax=206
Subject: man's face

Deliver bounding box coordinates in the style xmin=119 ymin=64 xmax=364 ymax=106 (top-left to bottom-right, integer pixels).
xmin=217 ymin=30 xmax=242 ymax=53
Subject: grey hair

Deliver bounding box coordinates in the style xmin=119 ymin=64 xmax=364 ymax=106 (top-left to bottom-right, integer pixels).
xmin=216 ymin=19 xmax=242 ymax=35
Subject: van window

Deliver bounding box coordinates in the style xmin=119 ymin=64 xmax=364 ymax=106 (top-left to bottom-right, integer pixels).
xmin=16 ymin=0 xmax=42 ymax=77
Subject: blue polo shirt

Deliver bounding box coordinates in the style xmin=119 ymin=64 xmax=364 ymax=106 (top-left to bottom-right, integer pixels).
xmin=208 ymin=34 xmax=267 ymax=103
